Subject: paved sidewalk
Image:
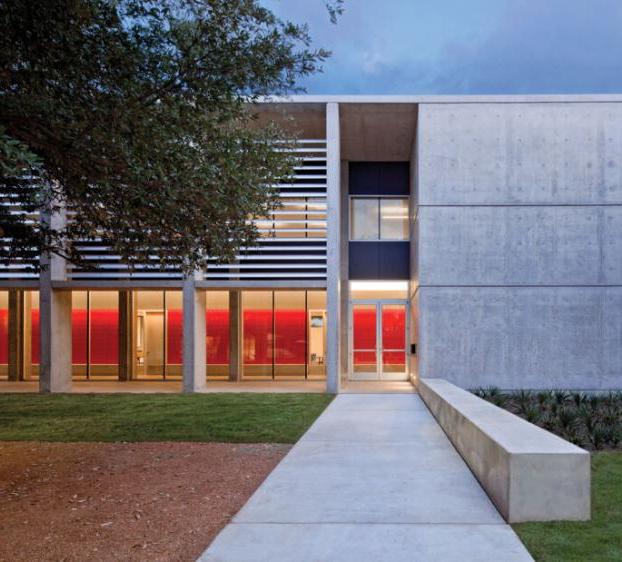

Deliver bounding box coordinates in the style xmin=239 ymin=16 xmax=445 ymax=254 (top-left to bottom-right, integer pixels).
xmin=199 ymin=394 xmax=533 ymax=561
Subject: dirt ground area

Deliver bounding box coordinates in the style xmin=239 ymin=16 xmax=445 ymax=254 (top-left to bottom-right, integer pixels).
xmin=0 ymin=442 xmax=290 ymax=562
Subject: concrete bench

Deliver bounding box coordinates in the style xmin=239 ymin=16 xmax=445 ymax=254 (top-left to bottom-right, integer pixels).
xmin=418 ymin=378 xmax=591 ymax=523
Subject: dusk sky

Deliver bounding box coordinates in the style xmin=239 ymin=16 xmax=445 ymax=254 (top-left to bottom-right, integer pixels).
xmin=263 ymin=0 xmax=622 ymax=94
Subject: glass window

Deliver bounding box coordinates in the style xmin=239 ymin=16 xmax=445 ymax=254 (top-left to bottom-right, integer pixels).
xmin=243 ymin=291 xmax=273 ymax=378
xmin=72 ymin=291 xmax=88 ymax=378
xmin=350 ymin=198 xmax=409 ymax=241
xmin=90 ymin=291 xmax=118 ymax=378
xmin=241 ymin=290 xmax=326 ymax=380
xmin=166 ymin=291 xmax=183 ymax=379
xmin=350 ymin=198 xmax=379 ymax=240
xmin=135 ymin=291 xmax=164 ymax=378
xmin=206 ymin=291 xmax=229 ymax=379
xmin=0 ymin=291 xmax=7 ymax=379
xmin=380 ymin=199 xmax=409 ymax=240
xmin=307 ymin=291 xmax=326 ymax=379
xmin=274 ymin=292 xmax=306 ymax=379
xmin=28 ymin=291 xmax=39 ymax=379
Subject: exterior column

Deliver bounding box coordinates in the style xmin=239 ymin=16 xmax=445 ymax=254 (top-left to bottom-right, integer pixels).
xmin=182 ymin=273 xmax=206 ymax=392
xmin=8 ymin=289 xmax=24 ymax=381
xmin=228 ymin=290 xmax=242 ymax=382
xmin=39 ymin=201 xmax=72 ymax=393
xmin=118 ymin=290 xmax=133 ymax=381
xmin=39 ymin=287 xmax=72 ymax=392
xmin=326 ymin=102 xmax=341 ymax=393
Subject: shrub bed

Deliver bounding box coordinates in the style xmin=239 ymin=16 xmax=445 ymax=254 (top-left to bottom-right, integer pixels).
xmin=471 ymin=388 xmax=622 ymax=451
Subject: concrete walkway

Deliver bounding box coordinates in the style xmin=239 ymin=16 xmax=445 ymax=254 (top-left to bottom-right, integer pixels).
xmin=199 ymin=394 xmax=533 ymax=561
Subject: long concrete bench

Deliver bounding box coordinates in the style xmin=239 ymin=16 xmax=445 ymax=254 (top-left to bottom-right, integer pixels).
xmin=418 ymin=378 xmax=591 ymax=523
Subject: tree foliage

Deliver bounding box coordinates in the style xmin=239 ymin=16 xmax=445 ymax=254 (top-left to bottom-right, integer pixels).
xmin=0 ymin=0 xmax=333 ymax=272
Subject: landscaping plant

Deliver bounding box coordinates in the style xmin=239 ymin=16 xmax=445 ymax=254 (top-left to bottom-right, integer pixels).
xmin=472 ymin=387 xmax=622 ymax=451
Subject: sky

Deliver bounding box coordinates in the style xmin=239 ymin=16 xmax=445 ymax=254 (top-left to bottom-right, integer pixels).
xmin=262 ymin=0 xmax=622 ymax=94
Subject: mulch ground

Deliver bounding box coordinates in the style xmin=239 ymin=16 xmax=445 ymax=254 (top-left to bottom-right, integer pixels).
xmin=0 ymin=442 xmax=290 ymax=562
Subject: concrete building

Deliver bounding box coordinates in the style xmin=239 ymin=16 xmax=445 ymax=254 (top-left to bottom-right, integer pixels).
xmin=2 ymin=95 xmax=622 ymax=392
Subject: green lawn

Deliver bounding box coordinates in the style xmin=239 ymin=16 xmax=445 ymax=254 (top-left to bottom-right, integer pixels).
xmin=514 ymin=452 xmax=622 ymax=562
xmin=0 ymin=393 xmax=333 ymax=443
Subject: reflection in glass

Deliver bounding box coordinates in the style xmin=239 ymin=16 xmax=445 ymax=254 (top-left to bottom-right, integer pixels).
xmin=350 ymin=198 xmax=379 ymax=240
xmin=307 ymin=291 xmax=327 ymax=378
xmin=243 ymin=291 xmax=273 ymax=378
xmin=274 ymin=292 xmax=306 ymax=379
xmin=380 ymin=199 xmax=409 ymax=240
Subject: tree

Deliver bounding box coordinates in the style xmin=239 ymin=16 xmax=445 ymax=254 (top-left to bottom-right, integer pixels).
xmin=0 ymin=0 xmax=338 ymax=272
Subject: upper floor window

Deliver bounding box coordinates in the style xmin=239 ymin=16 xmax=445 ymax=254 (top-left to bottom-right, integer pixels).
xmin=350 ymin=197 xmax=409 ymax=241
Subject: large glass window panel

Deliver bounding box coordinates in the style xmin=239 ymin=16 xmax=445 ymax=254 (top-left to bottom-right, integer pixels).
xmin=381 ymin=304 xmax=406 ymax=374
xmin=166 ymin=291 xmax=182 ymax=378
xmin=206 ymin=291 xmax=229 ymax=379
xmin=274 ymin=292 xmax=306 ymax=379
xmin=307 ymin=291 xmax=327 ymax=379
xmin=135 ymin=291 xmax=164 ymax=378
xmin=28 ymin=291 xmax=39 ymax=379
xmin=350 ymin=198 xmax=379 ymax=240
xmin=352 ymin=304 xmax=377 ymax=373
xmin=380 ymin=199 xmax=409 ymax=240
xmin=0 ymin=291 xmax=7 ymax=379
xmin=90 ymin=291 xmax=118 ymax=378
xmin=72 ymin=291 xmax=88 ymax=378
xmin=243 ymin=291 xmax=273 ymax=378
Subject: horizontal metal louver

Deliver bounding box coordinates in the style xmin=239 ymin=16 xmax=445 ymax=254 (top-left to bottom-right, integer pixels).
xmin=66 ymin=139 xmax=328 ymax=281
xmin=0 ymin=183 xmax=40 ymax=279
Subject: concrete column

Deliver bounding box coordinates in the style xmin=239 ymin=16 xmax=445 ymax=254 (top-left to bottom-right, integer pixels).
xmin=228 ymin=290 xmax=242 ymax=382
xmin=326 ymin=102 xmax=341 ymax=393
xmin=39 ymin=287 xmax=72 ymax=392
xmin=39 ymin=199 xmax=71 ymax=393
xmin=8 ymin=289 xmax=24 ymax=381
xmin=339 ymin=161 xmax=349 ymax=380
xmin=118 ymin=290 xmax=133 ymax=381
xmin=182 ymin=274 xmax=206 ymax=393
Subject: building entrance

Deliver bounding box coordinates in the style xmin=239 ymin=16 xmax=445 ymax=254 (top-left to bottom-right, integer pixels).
xmin=349 ymin=299 xmax=408 ymax=381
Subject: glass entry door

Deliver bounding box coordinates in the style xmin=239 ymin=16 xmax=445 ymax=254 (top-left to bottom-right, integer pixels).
xmin=350 ymin=300 xmax=408 ymax=380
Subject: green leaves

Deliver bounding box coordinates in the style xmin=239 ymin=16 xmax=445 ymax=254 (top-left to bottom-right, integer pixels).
xmin=0 ymin=0 xmax=330 ymax=273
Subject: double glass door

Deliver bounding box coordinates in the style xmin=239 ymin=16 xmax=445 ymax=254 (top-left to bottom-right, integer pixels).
xmin=350 ymin=300 xmax=408 ymax=380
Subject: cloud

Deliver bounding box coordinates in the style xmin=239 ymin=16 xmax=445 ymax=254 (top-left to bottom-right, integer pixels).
xmin=264 ymin=0 xmax=622 ymax=94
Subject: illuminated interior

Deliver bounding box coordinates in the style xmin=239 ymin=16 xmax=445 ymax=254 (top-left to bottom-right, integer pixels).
xmin=0 ymin=289 xmax=326 ymax=382
xmin=242 ymin=290 xmax=327 ymax=380
xmin=349 ymin=281 xmax=408 ymax=379
xmin=0 ymin=291 xmax=7 ymax=378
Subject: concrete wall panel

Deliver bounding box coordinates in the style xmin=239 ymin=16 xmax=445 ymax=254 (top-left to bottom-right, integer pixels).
xmin=418 ymin=103 xmax=622 ymax=205
xmin=417 ymin=286 xmax=622 ymax=390
xmin=418 ymin=206 xmax=622 ymax=285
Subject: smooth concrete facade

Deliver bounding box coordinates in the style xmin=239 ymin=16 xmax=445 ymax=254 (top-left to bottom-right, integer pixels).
xmin=419 ymin=378 xmax=591 ymax=522
xmin=415 ymin=101 xmax=622 ymax=389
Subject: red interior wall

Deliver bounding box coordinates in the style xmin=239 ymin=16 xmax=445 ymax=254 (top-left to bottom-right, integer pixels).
xmin=243 ymin=309 xmax=273 ymax=364
xmin=31 ymin=310 xmax=40 ymax=364
xmin=72 ymin=309 xmax=87 ymax=364
xmin=0 ymin=309 xmax=8 ymax=364
xmin=353 ymin=308 xmax=405 ymax=366
xmin=90 ymin=309 xmax=118 ymax=364
xmin=382 ymin=309 xmax=405 ymax=349
xmin=243 ymin=309 xmax=308 ymax=365
xmin=275 ymin=310 xmax=306 ymax=364
xmin=167 ymin=309 xmax=183 ymax=364
xmin=207 ymin=310 xmax=229 ymax=364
